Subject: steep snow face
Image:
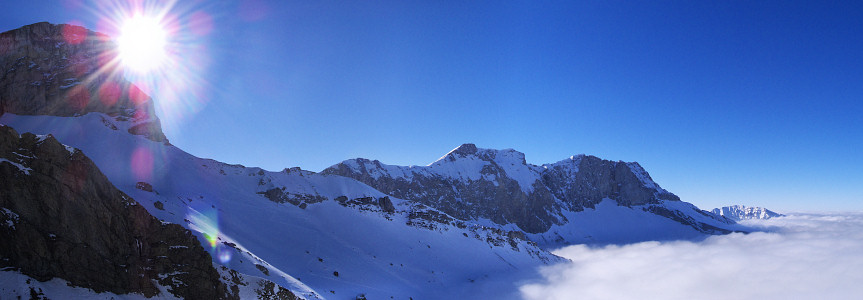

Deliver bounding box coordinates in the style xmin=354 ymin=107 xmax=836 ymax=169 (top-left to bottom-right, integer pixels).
xmin=1 ymin=113 xmax=560 ymax=300
xmin=711 ymin=205 xmax=784 ymax=220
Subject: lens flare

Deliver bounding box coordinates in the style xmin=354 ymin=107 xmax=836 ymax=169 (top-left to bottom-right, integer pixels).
xmin=130 ymin=147 xmax=154 ymax=181
xmin=68 ymin=1 xmax=217 ymax=139
xmin=188 ymin=11 xmax=213 ymax=36
xmin=66 ymin=85 xmax=90 ymax=111
xmin=98 ymin=81 xmax=121 ymax=107
xmin=187 ymin=206 xmax=220 ymax=249
xmin=217 ymin=247 xmax=233 ymax=263
xmin=239 ymin=0 xmax=270 ymax=21
xmin=61 ymin=22 xmax=87 ymax=45
xmin=117 ymin=15 xmax=168 ymax=73
xmin=186 ymin=206 xmax=234 ymax=264
xmin=204 ymin=233 xmax=218 ymax=248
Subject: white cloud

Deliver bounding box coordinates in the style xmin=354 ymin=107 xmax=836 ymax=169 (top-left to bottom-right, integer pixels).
xmin=520 ymin=212 xmax=863 ymax=300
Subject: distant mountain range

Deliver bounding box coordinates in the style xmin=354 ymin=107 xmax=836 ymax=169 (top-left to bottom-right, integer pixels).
xmin=711 ymin=205 xmax=784 ymax=221
xmin=0 ymin=22 xmax=751 ymax=299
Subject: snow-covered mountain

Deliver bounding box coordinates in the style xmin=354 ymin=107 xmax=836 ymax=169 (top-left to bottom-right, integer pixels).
xmin=1 ymin=111 xmax=565 ymax=299
xmin=1 ymin=22 xmax=750 ymax=299
xmin=711 ymin=205 xmax=784 ymax=221
xmin=324 ymin=143 xmax=742 ymax=247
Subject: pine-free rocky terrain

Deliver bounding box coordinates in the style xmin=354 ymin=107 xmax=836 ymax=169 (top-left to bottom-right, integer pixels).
xmin=1 ymin=22 xmax=753 ymax=299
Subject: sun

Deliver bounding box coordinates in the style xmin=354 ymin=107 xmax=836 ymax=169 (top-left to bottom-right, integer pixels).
xmin=117 ymin=15 xmax=169 ymax=73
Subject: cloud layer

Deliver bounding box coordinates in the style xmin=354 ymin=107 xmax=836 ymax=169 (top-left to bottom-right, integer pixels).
xmin=520 ymin=212 xmax=863 ymax=300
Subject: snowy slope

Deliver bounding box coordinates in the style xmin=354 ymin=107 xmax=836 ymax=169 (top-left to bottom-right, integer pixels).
xmin=0 ymin=270 xmax=180 ymax=300
xmin=0 ymin=268 xmax=293 ymax=300
xmin=529 ymin=199 xmax=742 ymax=247
xmin=1 ymin=113 xmax=560 ymax=299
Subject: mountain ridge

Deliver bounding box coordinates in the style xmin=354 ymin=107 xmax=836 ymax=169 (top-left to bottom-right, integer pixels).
xmin=712 ymin=205 xmax=784 ymax=221
xmin=1 ymin=22 xmax=750 ymax=299
xmin=322 ymin=143 xmax=685 ymax=234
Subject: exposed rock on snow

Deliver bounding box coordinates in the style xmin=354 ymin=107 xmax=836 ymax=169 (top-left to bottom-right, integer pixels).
xmin=323 ymin=143 xmax=682 ymax=233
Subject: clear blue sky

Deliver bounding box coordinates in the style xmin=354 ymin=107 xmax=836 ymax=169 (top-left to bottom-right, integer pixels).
xmin=3 ymin=1 xmax=862 ymax=212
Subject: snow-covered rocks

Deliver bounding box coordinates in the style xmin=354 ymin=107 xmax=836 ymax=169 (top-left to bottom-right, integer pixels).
xmin=324 ymin=143 xmax=685 ymax=234
xmin=711 ymin=205 xmax=784 ymax=220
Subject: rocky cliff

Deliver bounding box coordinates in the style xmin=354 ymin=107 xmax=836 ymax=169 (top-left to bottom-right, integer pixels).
xmin=0 ymin=22 xmax=166 ymax=142
xmin=0 ymin=124 xmax=231 ymax=298
xmin=323 ymin=143 xmax=681 ymax=233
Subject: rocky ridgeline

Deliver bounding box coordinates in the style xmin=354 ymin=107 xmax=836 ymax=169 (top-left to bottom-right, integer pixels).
xmin=0 ymin=125 xmax=238 ymax=298
xmin=711 ymin=205 xmax=784 ymax=221
xmin=0 ymin=22 xmax=166 ymax=142
xmin=323 ymin=143 xmax=681 ymax=233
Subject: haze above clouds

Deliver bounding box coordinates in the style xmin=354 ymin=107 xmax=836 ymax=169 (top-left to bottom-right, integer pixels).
xmin=521 ymin=212 xmax=863 ymax=300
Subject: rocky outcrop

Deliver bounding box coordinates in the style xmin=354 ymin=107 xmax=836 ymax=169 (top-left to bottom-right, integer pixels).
xmin=322 ymin=143 xmax=681 ymax=233
xmin=0 ymin=124 xmax=228 ymax=298
xmin=0 ymin=22 xmax=166 ymax=142
xmin=257 ymin=187 xmax=327 ymax=207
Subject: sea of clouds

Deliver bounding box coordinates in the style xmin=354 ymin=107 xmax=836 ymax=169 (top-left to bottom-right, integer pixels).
xmin=520 ymin=212 xmax=863 ymax=300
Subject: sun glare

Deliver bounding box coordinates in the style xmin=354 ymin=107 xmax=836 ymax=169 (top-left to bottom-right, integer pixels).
xmin=92 ymin=1 xmax=213 ymax=133
xmin=117 ymin=15 xmax=168 ymax=73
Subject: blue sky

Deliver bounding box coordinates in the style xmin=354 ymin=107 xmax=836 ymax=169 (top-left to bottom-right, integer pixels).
xmin=2 ymin=1 xmax=861 ymax=211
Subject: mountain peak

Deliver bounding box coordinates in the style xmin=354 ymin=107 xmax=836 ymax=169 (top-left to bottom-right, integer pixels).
xmin=450 ymin=143 xmax=478 ymax=155
xmin=434 ymin=143 xmax=528 ymax=167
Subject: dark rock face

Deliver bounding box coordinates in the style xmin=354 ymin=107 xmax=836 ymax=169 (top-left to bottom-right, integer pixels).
xmin=323 ymin=144 xmax=681 ymax=234
xmin=542 ymin=155 xmax=680 ymax=209
xmin=254 ymin=280 xmax=298 ymax=300
xmin=335 ymin=196 xmax=396 ymax=215
xmin=135 ymin=181 xmax=153 ymax=192
xmin=378 ymin=196 xmax=395 ymax=213
xmin=0 ymin=22 xmax=166 ymax=142
xmin=0 ymin=125 xmax=228 ymax=298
